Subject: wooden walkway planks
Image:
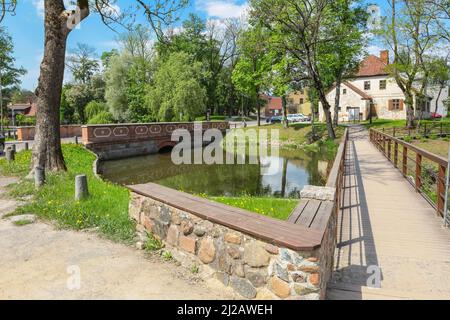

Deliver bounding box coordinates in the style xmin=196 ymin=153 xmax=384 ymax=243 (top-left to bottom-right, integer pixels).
xmin=328 ymin=125 xmax=450 ymax=300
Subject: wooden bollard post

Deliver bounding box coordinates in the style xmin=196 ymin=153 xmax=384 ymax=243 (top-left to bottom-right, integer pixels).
xmin=74 ymin=136 xmax=79 ymax=144
xmin=5 ymin=147 xmax=15 ymax=162
xmin=11 ymin=144 xmax=16 ymax=152
xmin=35 ymin=166 xmax=45 ymax=189
xmin=75 ymin=175 xmax=89 ymax=200
xmin=24 ymin=142 xmax=29 ymax=151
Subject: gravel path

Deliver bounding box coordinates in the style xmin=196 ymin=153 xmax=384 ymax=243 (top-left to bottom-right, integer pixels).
xmin=0 ymin=176 xmax=235 ymax=300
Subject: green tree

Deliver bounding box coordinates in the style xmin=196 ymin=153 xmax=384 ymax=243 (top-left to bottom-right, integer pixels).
xmin=65 ymin=84 xmax=92 ymax=123
xmin=85 ymin=100 xmax=108 ymax=121
xmin=250 ymin=0 xmax=348 ymax=138
xmin=318 ymin=0 xmax=368 ymax=126
xmin=67 ymin=43 xmax=99 ymax=84
xmin=146 ymin=52 xmax=206 ymax=122
xmin=381 ymin=0 xmax=443 ymax=127
xmin=232 ymin=25 xmax=272 ymax=126
xmin=0 ymin=0 xmax=187 ymax=172
xmin=60 ymin=84 xmax=75 ymax=124
xmin=428 ymin=55 xmax=450 ymax=114
xmin=101 ymin=49 xmax=119 ymax=69
xmin=0 ymin=26 xmax=26 ymax=124
xmin=104 ymin=53 xmax=131 ymax=121
xmin=88 ymin=111 xmax=114 ymax=124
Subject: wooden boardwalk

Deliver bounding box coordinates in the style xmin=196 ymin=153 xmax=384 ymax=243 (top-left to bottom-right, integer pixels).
xmin=327 ymin=126 xmax=450 ymax=300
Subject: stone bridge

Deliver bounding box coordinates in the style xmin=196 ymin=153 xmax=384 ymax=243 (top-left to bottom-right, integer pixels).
xmin=81 ymin=122 xmax=229 ymax=160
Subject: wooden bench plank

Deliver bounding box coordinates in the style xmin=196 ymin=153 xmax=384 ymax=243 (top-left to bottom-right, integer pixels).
xmin=129 ymin=183 xmax=324 ymax=250
xmin=296 ymin=199 xmax=321 ymax=228
xmin=288 ymin=200 xmax=309 ymax=224
xmin=309 ymin=200 xmax=334 ymax=233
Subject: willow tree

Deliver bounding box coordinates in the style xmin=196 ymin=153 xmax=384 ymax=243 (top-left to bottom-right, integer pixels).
xmin=0 ymin=0 xmax=186 ymax=172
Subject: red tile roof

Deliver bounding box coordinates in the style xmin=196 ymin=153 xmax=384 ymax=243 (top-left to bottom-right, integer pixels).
xmin=27 ymin=103 xmax=37 ymax=117
xmin=344 ymin=82 xmax=372 ymax=100
xmin=261 ymin=95 xmax=282 ymax=110
xmin=356 ymin=55 xmax=389 ymax=77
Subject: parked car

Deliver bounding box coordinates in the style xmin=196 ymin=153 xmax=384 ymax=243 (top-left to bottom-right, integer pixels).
xmin=287 ymin=114 xmax=302 ymax=123
xmin=0 ymin=134 xmax=5 ymax=154
xmin=269 ymin=116 xmax=283 ymax=124
xmin=430 ymin=112 xmax=442 ymax=119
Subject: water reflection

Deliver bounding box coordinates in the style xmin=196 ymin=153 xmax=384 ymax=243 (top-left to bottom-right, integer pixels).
xmin=101 ymin=148 xmax=334 ymax=199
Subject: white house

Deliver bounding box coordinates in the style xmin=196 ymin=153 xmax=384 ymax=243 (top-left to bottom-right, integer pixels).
xmin=319 ymin=50 xmax=449 ymax=122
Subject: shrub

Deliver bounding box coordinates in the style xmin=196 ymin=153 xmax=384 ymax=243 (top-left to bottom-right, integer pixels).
xmin=88 ymin=111 xmax=114 ymax=124
xmin=85 ymin=101 xmax=109 ymax=121
xmin=403 ymin=136 xmax=413 ymax=143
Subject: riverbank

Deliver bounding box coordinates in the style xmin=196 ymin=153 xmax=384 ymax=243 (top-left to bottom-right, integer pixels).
xmin=0 ymin=145 xmax=134 ymax=243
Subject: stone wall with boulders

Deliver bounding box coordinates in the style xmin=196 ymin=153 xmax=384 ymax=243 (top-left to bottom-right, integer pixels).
xmin=129 ymin=192 xmax=337 ymax=300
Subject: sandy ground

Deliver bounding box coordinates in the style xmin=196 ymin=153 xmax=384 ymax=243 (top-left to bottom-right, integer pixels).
xmin=0 ymin=177 xmax=235 ymax=300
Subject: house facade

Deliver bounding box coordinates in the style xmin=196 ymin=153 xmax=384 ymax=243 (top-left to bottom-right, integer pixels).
xmin=319 ymin=50 xmax=449 ymax=122
xmin=287 ymin=89 xmax=312 ymax=116
xmin=261 ymin=94 xmax=282 ymax=117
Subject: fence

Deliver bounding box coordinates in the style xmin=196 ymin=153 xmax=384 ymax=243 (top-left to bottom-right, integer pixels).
xmin=378 ymin=121 xmax=450 ymax=138
xmin=370 ymin=128 xmax=449 ymax=218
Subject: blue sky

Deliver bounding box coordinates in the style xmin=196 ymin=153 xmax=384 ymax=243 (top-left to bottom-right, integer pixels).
xmin=2 ymin=0 xmax=385 ymax=90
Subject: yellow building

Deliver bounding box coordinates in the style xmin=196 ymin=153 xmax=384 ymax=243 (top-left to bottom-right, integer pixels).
xmin=287 ymin=89 xmax=312 ymax=116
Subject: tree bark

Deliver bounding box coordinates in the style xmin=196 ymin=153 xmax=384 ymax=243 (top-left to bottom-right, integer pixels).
xmin=317 ymin=89 xmax=336 ymax=139
xmin=405 ymin=93 xmax=415 ymax=128
xmin=435 ymin=86 xmax=443 ymax=114
xmin=255 ymin=87 xmax=261 ymax=127
xmin=32 ymin=0 xmax=89 ymax=172
xmin=282 ymin=95 xmax=288 ymax=128
xmin=333 ymin=79 xmax=341 ymax=126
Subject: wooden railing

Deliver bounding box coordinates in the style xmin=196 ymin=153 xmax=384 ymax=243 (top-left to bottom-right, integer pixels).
xmin=370 ymin=128 xmax=448 ymax=216
xmin=326 ymin=128 xmax=350 ymax=222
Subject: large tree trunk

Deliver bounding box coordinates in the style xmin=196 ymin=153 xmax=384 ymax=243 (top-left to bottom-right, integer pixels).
xmin=255 ymin=88 xmax=261 ymax=127
xmin=282 ymin=95 xmax=288 ymax=128
xmin=32 ymin=1 xmax=68 ymax=171
xmin=318 ymin=90 xmax=336 ymax=139
xmin=405 ymin=93 xmax=415 ymax=129
xmin=32 ymin=0 xmax=89 ymax=172
xmin=435 ymin=86 xmax=443 ymax=114
xmin=333 ymin=78 xmax=341 ymax=126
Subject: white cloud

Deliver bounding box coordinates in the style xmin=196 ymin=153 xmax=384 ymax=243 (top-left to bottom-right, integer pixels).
xmin=32 ymin=0 xmax=44 ymax=18
xmin=197 ymin=0 xmax=248 ymax=19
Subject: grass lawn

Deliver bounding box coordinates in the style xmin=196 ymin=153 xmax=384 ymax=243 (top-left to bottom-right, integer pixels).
xmin=362 ymin=118 xmax=450 ymax=129
xmin=234 ymin=122 xmax=345 ymax=149
xmin=0 ymin=145 xmax=135 ymax=244
xmin=412 ymin=138 xmax=449 ymax=158
xmin=209 ymin=196 xmax=298 ymax=221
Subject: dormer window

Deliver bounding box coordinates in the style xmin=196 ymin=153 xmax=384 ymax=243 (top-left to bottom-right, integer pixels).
xmin=364 ymin=81 xmax=371 ymax=90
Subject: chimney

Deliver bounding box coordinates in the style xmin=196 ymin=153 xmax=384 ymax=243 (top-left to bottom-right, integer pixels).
xmin=380 ymin=50 xmax=389 ymax=64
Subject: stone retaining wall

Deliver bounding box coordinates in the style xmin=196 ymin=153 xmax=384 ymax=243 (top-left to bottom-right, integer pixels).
xmin=130 ymin=192 xmax=336 ymax=300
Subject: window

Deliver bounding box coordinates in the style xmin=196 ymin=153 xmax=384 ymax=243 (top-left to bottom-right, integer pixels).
xmin=299 ymin=98 xmax=304 ymax=104
xmin=379 ymin=80 xmax=387 ymax=90
xmin=343 ymin=89 xmax=347 ymax=95
xmin=364 ymin=81 xmax=371 ymax=90
xmin=388 ymin=99 xmax=403 ymax=111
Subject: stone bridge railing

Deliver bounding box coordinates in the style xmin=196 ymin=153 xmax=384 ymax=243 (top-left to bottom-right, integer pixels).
xmin=82 ymin=122 xmax=229 ymax=160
